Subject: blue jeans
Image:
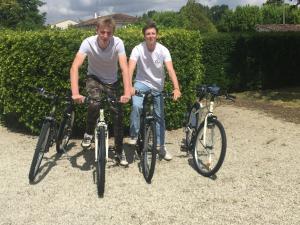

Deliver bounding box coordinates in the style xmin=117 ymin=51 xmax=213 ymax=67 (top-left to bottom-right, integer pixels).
xmin=130 ymin=82 xmax=165 ymax=146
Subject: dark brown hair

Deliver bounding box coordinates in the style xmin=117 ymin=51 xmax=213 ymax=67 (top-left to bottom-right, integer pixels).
xmin=142 ymin=20 xmax=158 ymax=35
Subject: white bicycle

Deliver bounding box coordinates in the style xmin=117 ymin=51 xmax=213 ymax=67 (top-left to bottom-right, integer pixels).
xmin=184 ymin=85 xmax=235 ymax=177
xmin=85 ymin=95 xmax=117 ymax=198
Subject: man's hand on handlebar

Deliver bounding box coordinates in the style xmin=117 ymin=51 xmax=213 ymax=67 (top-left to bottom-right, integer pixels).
xmin=72 ymin=94 xmax=85 ymax=104
xmin=172 ymin=89 xmax=181 ymax=101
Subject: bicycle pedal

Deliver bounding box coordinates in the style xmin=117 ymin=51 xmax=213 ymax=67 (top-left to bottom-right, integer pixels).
xmin=180 ymin=144 xmax=188 ymax=152
xmin=134 ymin=153 xmax=141 ymax=161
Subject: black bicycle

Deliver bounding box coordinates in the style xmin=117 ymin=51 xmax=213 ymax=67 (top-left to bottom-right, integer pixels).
xmin=183 ymin=85 xmax=235 ymax=177
xmin=28 ymin=88 xmax=74 ymax=183
xmin=134 ymin=90 xmax=172 ymax=183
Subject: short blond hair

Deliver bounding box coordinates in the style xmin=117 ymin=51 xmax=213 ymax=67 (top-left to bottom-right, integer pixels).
xmin=96 ymin=17 xmax=116 ymax=32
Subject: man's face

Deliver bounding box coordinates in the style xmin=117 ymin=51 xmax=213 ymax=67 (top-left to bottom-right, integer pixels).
xmin=144 ymin=28 xmax=157 ymax=45
xmin=97 ymin=26 xmax=113 ymax=45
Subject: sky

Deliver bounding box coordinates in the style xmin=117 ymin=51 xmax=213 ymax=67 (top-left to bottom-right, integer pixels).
xmin=39 ymin=0 xmax=268 ymax=24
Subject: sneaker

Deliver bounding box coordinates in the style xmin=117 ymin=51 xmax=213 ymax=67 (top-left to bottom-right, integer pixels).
xmin=128 ymin=137 xmax=138 ymax=145
xmin=158 ymin=145 xmax=172 ymax=161
xmin=116 ymin=152 xmax=129 ymax=166
xmin=81 ymin=133 xmax=93 ymax=148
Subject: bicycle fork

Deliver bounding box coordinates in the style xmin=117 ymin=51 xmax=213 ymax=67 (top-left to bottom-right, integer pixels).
xmin=203 ymin=101 xmax=215 ymax=168
xmin=94 ymin=109 xmax=109 ymax=162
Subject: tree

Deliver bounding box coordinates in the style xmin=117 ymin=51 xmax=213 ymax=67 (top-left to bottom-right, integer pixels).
xmin=180 ymin=0 xmax=217 ymax=33
xmin=151 ymin=11 xmax=187 ymax=28
xmin=0 ymin=0 xmax=45 ymax=29
xmin=218 ymin=5 xmax=262 ymax=32
xmin=261 ymin=4 xmax=285 ymax=23
xmin=264 ymin=0 xmax=284 ymax=5
xmin=208 ymin=4 xmax=229 ymax=25
xmin=0 ymin=0 xmax=22 ymax=28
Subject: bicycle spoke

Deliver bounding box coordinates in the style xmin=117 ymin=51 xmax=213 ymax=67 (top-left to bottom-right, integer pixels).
xmin=193 ymin=120 xmax=226 ymax=177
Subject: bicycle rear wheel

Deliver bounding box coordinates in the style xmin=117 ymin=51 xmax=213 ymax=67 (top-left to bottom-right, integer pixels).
xmin=142 ymin=121 xmax=157 ymax=183
xmin=193 ymin=119 xmax=226 ymax=177
xmin=96 ymin=127 xmax=106 ymax=198
xmin=29 ymin=121 xmax=52 ymax=182
xmin=56 ymin=111 xmax=75 ymax=153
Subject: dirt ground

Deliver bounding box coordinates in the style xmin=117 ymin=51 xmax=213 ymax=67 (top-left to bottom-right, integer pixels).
xmin=232 ymin=98 xmax=300 ymax=124
xmin=0 ymin=104 xmax=299 ymax=225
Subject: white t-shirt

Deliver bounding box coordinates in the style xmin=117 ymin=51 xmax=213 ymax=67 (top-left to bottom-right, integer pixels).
xmin=79 ymin=35 xmax=126 ymax=84
xmin=130 ymin=42 xmax=172 ymax=91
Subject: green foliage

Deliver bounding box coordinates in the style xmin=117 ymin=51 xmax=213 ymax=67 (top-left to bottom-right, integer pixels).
xmin=201 ymin=33 xmax=237 ymax=89
xmin=0 ymin=0 xmax=45 ymax=30
xmin=136 ymin=0 xmax=217 ymax=33
xmin=264 ymin=0 xmax=284 ymax=5
xmin=151 ymin=11 xmax=188 ymax=28
xmin=0 ymin=0 xmax=21 ymax=28
xmin=261 ymin=4 xmax=284 ymax=24
xmin=218 ymin=5 xmax=262 ymax=32
xmin=218 ymin=3 xmax=300 ymax=32
xmin=0 ymin=28 xmax=203 ymax=133
xmin=208 ymin=5 xmax=229 ymax=25
xmin=179 ymin=0 xmax=217 ymax=33
xmin=201 ymin=32 xmax=300 ymax=91
xmin=287 ymin=6 xmax=300 ymax=23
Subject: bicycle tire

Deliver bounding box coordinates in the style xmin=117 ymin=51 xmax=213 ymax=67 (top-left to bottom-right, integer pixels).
xmin=28 ymin=122 xmax=52 ymax=182
xmin=185 ymin=103 xmax=201 ymax=148
xmin=96 ymin=127 xmax=106 ymax=198
xmin=56 ymin=110 xmax=75 ymax=153
xmin=192 ymin=119 xmax=226 ymax=177
xmin=142 ymin=121 xmax=157 ymax=183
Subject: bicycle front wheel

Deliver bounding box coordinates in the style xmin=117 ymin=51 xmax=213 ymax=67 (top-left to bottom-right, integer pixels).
xmin=142 ymin=121 xmax=157 ymax=183
xmin=193 ymin=119 xmax=226 ymax=177
xmin=29 ymin=122 xmax=51 ymax=183
xmin=56 ymin=111 xmax=75 ymax=153
xmin=96 ymin=127 xmax=106 ymax=198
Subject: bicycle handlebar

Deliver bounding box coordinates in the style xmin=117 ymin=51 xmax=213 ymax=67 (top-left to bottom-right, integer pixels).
xmin=83 ymin=95 xmax=118 ymax=105
xmin=83 ymin=95 xmax=119 ymax=114
xmin=197 ymin=84 xmax=236 ymax=101
xmin=134 ymin=89 xmax=173 ymax=99
xmin=33 ymin=87 xmax=72 ymax=101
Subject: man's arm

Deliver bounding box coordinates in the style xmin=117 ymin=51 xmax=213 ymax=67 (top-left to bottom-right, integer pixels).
xmin=128 ymin=59 xmax=137 ymax=95
xmin=70 ymin=52 xmax=86 ymax=103
xmin=118 ymin=54 xmax=131 ymax=103
xmin=165 ymin=61 xmax=181 ymax=101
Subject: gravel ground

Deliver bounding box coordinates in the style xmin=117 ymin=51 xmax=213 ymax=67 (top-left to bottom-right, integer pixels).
xmin=0 ymin=105 xmax=299 ymax=225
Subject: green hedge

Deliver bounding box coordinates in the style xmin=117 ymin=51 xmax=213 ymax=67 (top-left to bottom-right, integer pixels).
xmin=0 ymin=28 xmax=203 ymax=134
xmin=2 ymin=29 xmax=298 ymax=134
xmin=201 ymin=32 xmax=300 ymax=91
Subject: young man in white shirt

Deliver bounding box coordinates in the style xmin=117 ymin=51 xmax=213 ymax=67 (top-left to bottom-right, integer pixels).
xmin=70 ymin=17 xmax=131 ymax=166
xmin=128 ymin=21 xmax=181 ymax=161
